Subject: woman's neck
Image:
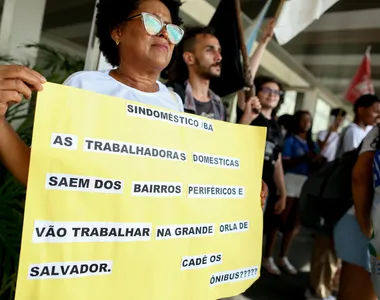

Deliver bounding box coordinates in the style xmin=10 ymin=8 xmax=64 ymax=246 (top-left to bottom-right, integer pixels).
xmin=261 ymin=107 xmax=273 ymax=119
xmin=111 ymin=65 xmax=159 ymax=93
xmin=297 ymin=132 xmax=307 ymax=140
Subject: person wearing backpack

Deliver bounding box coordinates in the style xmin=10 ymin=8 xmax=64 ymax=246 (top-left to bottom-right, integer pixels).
xmin=333 ymin=95 xmax=380 ymax=300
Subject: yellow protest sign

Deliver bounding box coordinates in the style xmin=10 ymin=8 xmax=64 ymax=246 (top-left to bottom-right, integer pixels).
xmin=15 ymin=82 xmax=266 ymax=300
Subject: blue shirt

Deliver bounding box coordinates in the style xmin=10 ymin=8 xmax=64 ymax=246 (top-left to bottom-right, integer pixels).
xmin=282 ymin=135 xmax=314 ymax=176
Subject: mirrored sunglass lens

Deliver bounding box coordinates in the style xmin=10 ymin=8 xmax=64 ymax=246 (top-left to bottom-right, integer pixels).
xmin=143 ymin=14 xmax=162 ymax=35
xmin=167 ymin=25 xmax=183 ymax=44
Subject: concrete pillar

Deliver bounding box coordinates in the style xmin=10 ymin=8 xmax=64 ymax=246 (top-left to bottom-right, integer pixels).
xmin=299 ymin=89 xmax=318 ymax=116
xmin=0 ymin=0 xmax=46 ymax=65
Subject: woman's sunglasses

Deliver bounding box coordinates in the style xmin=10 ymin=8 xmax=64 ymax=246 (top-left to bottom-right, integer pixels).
xmin=260 ymin=87 xmax=284 ymax=96
xmin=125 ymin=12 xmax=184 ymax=45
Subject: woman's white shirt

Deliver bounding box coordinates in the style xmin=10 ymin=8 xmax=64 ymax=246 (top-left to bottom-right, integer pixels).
xmin=63 ymin=70 xmax=184 ymax=112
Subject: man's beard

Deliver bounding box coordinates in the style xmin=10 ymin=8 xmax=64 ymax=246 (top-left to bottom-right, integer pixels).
xmin=196 ymin=59 xmax=221 ymax=79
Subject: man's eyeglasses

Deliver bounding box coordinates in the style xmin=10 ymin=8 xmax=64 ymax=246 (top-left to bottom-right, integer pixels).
xmin=125 ymin=12 xmax=184 ymax=45
xmin=260 ymin=87 xmax=284 ymax=96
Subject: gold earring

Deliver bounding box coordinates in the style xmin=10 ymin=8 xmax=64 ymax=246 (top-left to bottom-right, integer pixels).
xmin=116 ymin=40 xmax=120 ymax=46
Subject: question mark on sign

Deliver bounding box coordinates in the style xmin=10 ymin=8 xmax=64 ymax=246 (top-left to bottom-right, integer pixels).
xmin=247 ymin=269 xmax=251 ymax=276
xmin=253 ymin=268 xmax=257 ymax=276
xmin=239 ymin=271 xmax=243 ymax=277
xmin=244 ymin=270 xmax=247 ymax=277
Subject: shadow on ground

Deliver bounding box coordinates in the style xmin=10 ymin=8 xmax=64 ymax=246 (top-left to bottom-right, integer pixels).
xmin=244 ymin=228 xmax=314 ymax=300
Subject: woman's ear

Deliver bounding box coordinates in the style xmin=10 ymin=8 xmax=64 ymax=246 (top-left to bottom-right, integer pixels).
xmin=111 ymin=27 xmax=122 ymax=44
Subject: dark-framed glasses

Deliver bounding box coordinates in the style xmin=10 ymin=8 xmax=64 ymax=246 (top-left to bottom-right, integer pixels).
xmin=260 ymin=87 xmax=284 ymax=96
xmin=125 ymin=12 xmax=184 ymax=45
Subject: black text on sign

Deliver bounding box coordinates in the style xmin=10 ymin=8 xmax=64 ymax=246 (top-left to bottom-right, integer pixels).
xmin=45 ymin=173 xmax=123 ymax=194
xmin=132 ymin=182 xmax=182 ymax=197
xmin=28 ymin=260 xmax=113 ymax=280
xmin=156 ymin=224 xmax=215 ymax=240
xmin=181 ymin=253 xmax=222 ymax=270
xmin=188 ymin=185 xmax=245 ymax=199
xmin=32 ymin=221 xmax=152 ymax=243
xmin=209 ymin=266 xmax=259 ymax=286
xmin=84 ymin=138 xmax=187 ymax=162
xmin=219 ymin=221 xmax=249 ymax=234
xmin=126 ymin=103 xmax=214 ymax=132
xmin=192 ymin=152 xmax=240 ymax=169
xmin=51 ymin=133 xmax=78 ymax=150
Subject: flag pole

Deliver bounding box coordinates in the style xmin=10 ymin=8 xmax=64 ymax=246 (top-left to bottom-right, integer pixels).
xmin=234 ymin=0 xmax=255 ymax=99
xmin=273 ymin=0 xmax=286 ymax=25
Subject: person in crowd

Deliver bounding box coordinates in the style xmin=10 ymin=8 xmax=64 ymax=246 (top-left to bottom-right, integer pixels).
xmin=335 ymin=94 xmax=380 ymax=158
xmin=317 ymin=108 xmax=347 ymax=162
xmin=271 ymin=111 xmax=324 ymax=275
xmin=368 ymin=125 xmax=380 ymax=299
xmin=305 ymin=109 xmax=346 ymax=300
xmin=166 ymin=26 xmax=261 ymax=124
xmin=236 ymin=76 xmax=287 ymax=275
xmin=0 ymin=1 xmax=268 ymax=299
xmin=333 ymin=95 xmax=380 ymax=300
xmin=278 ymin=114 xmax=293 ymax=137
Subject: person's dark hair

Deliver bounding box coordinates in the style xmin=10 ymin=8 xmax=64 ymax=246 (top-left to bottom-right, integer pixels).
xmin=330 ymin=108 xmax=347 ymax=117
xmin=254 ymin=76 xmax=285 ymax=116
xmin=167 ymin=26 xmax=215 ymax=83
xmin=291 ymin=110 xmax=316 ymax=153
xmin=278 ymin=114 xmax=293 ymax=132
xmin=96 ymin=0 xmax=183 ymax=67
xmin=353 ymin=94 xmax=380 ymax=114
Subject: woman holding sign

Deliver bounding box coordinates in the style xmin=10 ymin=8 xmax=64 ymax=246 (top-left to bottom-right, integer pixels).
xmin=0 ymin=0 xmax=267 ymax=203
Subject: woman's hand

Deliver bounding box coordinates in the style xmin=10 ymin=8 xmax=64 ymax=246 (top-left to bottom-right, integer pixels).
xmin=0 ymin=65 xmax=46 ymax=122
xmin=261 ymin=180 xmax=268 ymax=210
xmin=239 ymin=96 xmax=261 ymax=125
xmin=274 ymin=195 xmax=286 ymax=215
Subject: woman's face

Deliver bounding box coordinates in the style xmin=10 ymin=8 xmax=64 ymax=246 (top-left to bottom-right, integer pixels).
xmin=257 ymin=82 xmax=282 ymax=109
xmin=115 ymin=0 xmax=175 ymax=72
xmin=299 ymin=113 xmax=312 ymax=133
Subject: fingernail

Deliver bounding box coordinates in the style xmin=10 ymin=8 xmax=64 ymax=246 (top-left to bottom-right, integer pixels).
xmin=40 ymin=76 xmax=47 ymax=83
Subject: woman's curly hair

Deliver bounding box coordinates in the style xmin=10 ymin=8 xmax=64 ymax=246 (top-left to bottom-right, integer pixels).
xmin=95 ymin=0 xmax=183 ymax=67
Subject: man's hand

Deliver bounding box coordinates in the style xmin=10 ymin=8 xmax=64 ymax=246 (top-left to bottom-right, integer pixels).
xmin=260 ymin=19 xmax=274 ymax=45
xmin=261 ymin=181 xmax=268 ymax=210
xmin=239 ymin=96 xmax=261 ymax=125
xmin=274 ymin=195 xmax=286 ymax=215
xmin=0 ymin=65 xmax=46 ymax=122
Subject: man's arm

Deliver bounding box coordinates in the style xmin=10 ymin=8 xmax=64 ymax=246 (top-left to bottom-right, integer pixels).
xmin=352 ymin=151 xmax=375 ymax=237
xmin=249 ymin=20 xmax=274 ymax=80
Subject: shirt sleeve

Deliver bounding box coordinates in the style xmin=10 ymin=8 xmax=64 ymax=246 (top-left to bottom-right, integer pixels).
xmin=359 ymin=126 xmax=379 ymax=154
xmin=282 ymin=137 xmax=293 ymax=159
xmin=342 ymin=127 xmax=359 ymax=153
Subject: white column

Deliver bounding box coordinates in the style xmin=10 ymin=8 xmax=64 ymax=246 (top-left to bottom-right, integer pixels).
xmin=0 ymin=0 xmax=46 ymax=65
xmin=300 ymin=88 xmax=318 ymax=116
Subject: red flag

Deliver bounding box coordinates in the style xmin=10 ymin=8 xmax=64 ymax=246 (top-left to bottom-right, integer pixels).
xmin=345 ymin=46 xmax=375 ymax=103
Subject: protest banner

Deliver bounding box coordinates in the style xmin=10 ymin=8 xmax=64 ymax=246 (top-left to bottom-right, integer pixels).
xmin=14 ymin=83 xmax=266 ymax=300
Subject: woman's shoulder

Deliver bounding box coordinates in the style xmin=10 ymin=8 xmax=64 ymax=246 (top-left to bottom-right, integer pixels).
xmin=63 ymin=70 xmax=111 ymax=87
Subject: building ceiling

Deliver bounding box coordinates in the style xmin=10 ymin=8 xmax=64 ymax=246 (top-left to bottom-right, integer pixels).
xmin=38 ymin=0 xmax=380 ymax=101
xmin=241 ymin=0 xmax=380 ymax=100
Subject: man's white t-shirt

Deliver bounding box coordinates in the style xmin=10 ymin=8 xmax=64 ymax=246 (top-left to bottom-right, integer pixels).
xmin=317 ymin=130 xmax=340 ymax=162
xmin=63 ymin=70 xmax=184 ymax=112
xmin=342 ymin=123 xmax=373 ymax=154
xmin=346 ymin=125 xmax=377 ymax=215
